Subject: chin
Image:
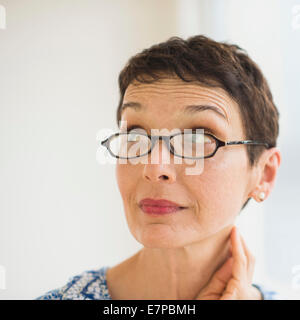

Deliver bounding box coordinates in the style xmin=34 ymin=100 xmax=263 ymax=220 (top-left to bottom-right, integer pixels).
xmin=134 ymin=225 xmax=186 ymax=248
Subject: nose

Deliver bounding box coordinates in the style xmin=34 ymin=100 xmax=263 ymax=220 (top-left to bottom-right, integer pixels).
xmin=142 ymin=137 xmax=176 ymax=183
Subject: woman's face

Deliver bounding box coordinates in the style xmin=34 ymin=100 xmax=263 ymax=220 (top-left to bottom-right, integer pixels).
xmin=116 ymin=76 xmax=258 ymax=248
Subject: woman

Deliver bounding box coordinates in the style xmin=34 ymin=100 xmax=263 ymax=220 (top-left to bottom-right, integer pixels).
xmin=36 ymin=35 xmax=281 ymax=300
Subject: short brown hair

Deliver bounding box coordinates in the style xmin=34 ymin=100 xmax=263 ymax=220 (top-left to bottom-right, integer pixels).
xmin=116 ymin=35 xmax=280 ymax=210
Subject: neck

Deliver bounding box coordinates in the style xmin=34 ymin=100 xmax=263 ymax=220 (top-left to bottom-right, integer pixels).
xmin=106 ymin=224 xmax=233 ymax=300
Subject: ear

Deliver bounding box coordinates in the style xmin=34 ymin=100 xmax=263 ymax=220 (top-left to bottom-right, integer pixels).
xmin=248 ymin=147 xmax=281 ymax=202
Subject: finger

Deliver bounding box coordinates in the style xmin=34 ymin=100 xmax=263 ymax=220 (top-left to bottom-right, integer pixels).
xmin=239 ymin=232 xmax=256 ymax=283
xmin=227 ymin=241 xmax=233 ymax=258
xmin=209 ymin=256 xmax=234 ymax=293
xmin=230 ymin=226 xmax=248 ymax=282
xmin=196 ymin=256 xmax=233 ymax=299
xmin=220 ymin=285 xmax=238 ymax=300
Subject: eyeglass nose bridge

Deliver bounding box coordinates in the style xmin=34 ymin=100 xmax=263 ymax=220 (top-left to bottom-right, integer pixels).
xmin=149 ymin=135 xmax=175 ymax=156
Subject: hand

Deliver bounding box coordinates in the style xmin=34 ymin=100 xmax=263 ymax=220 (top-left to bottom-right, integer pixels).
xmin=195 ymin=226 xmax=262 ymax=300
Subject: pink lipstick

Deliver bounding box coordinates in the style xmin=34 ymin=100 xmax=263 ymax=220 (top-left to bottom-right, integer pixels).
xmin=139 ymin=198 xmax=187 ymax=215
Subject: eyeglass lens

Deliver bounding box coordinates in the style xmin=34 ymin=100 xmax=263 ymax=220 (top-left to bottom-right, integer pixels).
xmin=108 ymin=132 xmax=217 ymax=159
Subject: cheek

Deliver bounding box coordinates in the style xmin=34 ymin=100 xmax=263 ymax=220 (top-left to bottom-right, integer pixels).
xmin=116 ymin=162 xmax=133 ymax=200
xmin=116 ymin=162 xmax=142 ymax=212
xmin=116 ymin=162 xmax=146 ymax=244
xmin=186 ymin=150 xmax=249 ymax=219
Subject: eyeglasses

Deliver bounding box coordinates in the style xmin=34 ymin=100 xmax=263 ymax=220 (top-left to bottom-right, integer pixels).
xmin=100 ymin=130 xmax=271 ymax=160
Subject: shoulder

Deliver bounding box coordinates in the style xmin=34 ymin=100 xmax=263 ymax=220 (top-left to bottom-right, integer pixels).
xmin=35 ymin=266 xmax=112 ymax=300
xmin=252 ymin=283 xmax=282 ymax=300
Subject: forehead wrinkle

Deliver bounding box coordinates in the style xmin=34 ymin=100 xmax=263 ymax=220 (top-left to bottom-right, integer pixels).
xmin=127 ymin=88 xmax=231 ymax=106
xmin=125 ymin=81 xmax=211 ymax=95
xmin=125 ymin=81 xmax=231 ymax=101
xmin=124 ymin=94 xmax=231 ymax=125
xmin=124 ymin=82 xmax=238 ymax=124
xmin=175 ymin=94 xmax=231 ymax=124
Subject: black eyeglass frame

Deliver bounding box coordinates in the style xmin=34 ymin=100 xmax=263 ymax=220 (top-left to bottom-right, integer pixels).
xmin=101 ymin=131 xmax=272 ymax=160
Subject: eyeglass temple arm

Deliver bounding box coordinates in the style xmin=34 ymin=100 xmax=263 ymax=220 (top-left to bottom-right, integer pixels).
xmin=226 ymin=140 xmax=270 ymax=148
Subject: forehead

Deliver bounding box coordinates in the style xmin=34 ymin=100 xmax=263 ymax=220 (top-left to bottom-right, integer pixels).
xmin=122 ymin=77 xmax=240 ymax=124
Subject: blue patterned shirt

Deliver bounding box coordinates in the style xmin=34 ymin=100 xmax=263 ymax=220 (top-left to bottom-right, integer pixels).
xmin=35 ymin=266 xmax=280 ymax=300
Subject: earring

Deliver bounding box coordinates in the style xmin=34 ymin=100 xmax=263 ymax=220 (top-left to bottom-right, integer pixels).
xmin=258 ymin=191 xmax=266 ymax=201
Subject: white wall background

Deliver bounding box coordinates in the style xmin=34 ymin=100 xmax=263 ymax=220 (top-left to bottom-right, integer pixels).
xmin=0 ymin=0 xmax=299 ymax=299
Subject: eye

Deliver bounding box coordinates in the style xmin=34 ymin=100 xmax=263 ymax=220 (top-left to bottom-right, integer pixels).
xmin=122 ymin=125 xmax=218 ymax=139
xmin=183 ymin=132 xmax=212 ymax=144
xmin=183 ymin=127 xmax=218 ymax=145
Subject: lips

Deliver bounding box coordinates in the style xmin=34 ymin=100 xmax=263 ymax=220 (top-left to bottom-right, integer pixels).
xmin=139 ymin=198 xmax=184 ymax=208
xmin=138 ymin=198 xmax=187 ymax=215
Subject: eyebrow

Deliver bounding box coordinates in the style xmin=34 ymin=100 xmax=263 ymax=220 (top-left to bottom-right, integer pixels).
xmin=121 ymin=102 xmax=228 ymax=122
